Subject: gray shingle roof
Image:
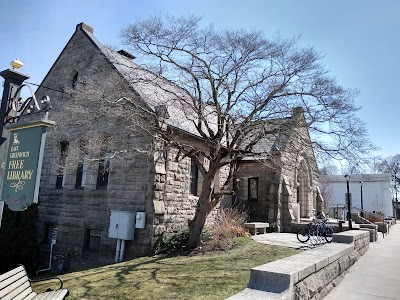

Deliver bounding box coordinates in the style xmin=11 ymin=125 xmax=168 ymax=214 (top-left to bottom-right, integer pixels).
xmin=81 ymin=24 xmax=297 ymax=156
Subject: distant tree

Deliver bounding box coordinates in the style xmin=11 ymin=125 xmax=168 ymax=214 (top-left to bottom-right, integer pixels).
xmin=55 ymin=14 xmax=375 ymax=249
xmin=372 ymin=195 xmax=384 ymax=216
xmin=319 ymin=164 xmax=338 ymax=214
xmin=376 ymin=154 xmax=400 ymax=200
xmin=320 ymin=180 xmax=334 ymax=214
xmin=319 ymin=163 xmax=339 ymax=175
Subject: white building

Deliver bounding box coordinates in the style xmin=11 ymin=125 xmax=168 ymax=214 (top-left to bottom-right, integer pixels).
xmin=320 ymin=173 xmax=394 ymax=217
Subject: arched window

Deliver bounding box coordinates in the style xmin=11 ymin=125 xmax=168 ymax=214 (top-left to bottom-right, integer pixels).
xmin=69 ymin=70 xmax=79 ymax=89
xmin=297 ymin=159 xmax=312 ymax=218
xmin=56 ymin=141 xmax=69 ymax=188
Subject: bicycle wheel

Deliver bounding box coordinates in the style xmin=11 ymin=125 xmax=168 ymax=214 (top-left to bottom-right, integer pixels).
xmin=297 ymin=228 xmax=309 ymax=243
xmin=324 ymin=227 xmax=334 ymax=243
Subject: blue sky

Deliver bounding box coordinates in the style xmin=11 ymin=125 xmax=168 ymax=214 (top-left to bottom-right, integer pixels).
xmin=0 ymin=0 xmax=398 ymax=159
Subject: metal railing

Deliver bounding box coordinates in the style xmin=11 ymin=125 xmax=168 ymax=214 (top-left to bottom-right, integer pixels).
xmin=351 ymin=207 xmax=390 ymax=238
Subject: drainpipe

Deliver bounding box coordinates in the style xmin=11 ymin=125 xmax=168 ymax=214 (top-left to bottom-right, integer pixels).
xmin=36 ymin=242 xmax=55 ymax=274
xmin=119 ymin=240 xmax=125 ymax=262
xmin=115 ymin=239 xmax=121 ymax=263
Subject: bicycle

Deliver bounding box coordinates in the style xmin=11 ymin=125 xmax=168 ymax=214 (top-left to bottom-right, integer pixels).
xmin=296 ymin=218 xmax=334 ymax=244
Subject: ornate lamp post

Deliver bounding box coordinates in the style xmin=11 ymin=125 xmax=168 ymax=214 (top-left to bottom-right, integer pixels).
xmin=0 ymin=59 xmax=52 ymax=217
xmin=393 ymin=173 xmax=398 ymax=219
xmin=0 ymin=59 xmax=51 ymax=142
xmin=345 ymin=174 xmax=352 ymax=230
xmin=360 ymin=181 xmax=364 ymax=217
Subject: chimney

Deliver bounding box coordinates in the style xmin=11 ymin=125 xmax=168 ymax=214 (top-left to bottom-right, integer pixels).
xmin=117 ymin=50 xmax=135 ymax=60
xmin=76 ymin=22 xmax=94 ymax=34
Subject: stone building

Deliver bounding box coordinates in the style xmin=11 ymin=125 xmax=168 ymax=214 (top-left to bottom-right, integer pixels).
xmin=234 ymin=108 xmax=322 ymax=232
xmin=34 ymin=23 xmax=321 ymax=263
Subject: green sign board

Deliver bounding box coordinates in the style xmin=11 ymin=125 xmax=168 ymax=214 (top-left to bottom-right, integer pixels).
xmin=1 ymin=120 xmax=53 ymax=211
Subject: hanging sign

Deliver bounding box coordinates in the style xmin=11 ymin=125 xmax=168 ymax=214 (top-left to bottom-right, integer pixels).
xmin=1 ymin=120 xmax=54 ymax=211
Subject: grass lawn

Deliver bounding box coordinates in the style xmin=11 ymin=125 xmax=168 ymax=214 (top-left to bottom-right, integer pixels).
xmin=33 ymin=237 xmax=299 ymax=300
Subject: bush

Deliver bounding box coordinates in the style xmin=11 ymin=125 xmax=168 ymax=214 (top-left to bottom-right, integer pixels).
xmin=162 ymin=228 xmax=211 ymax=251
xmin=212 ymin=208 xmax=251 ymax=239
xmin=162 ymin=228 xmax=189 ymax=250
xmin=0 ymin=204 xmax=40 ymax=275
xmin=161 ymin=208 xmax=250 ymax=253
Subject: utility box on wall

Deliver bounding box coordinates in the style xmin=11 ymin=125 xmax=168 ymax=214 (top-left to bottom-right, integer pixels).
xmin=108 ymin=211 xmax=136 ymax=240
xmin=135 ymin=212 xmax=146 ymax=229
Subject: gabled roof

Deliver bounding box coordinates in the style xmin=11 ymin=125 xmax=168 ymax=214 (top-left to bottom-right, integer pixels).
xmin=75 ymin=23 xmax=215 ymax=138
xmin=41 ymin=23 xmax=312 ymax=158
xmin=239 ymin=108 xmax=308 ymax=160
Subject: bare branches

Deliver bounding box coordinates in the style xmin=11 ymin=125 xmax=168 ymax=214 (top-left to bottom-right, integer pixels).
xmin=119 ymin=14 xmax=374 ymax=167
xmin=50 ymin=14 xmax=377 ymax=248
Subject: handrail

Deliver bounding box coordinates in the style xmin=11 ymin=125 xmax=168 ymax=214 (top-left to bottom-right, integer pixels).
xmin=351 ymin=207 xmax=388 ymax=238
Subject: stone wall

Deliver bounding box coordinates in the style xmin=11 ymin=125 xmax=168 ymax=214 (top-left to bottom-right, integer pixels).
xmin=293 ymin=231 xmax=369 ymax=300
xmin=279 ymin=117 xmax=320 ymax=222
xmin=34 ymin=25 xmax=159 ymax=262
xmin=227 ymin=230 xmax=370 ymax=300
xmin=234 ymin=109 xmax=320 ymax=231
xmin=152 ymin=134 xmax=230 ymax=248
xmin=235 ymin=162 xmax=276 ymax=222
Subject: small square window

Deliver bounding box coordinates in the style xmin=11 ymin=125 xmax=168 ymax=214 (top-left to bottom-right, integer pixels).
xmin=84 ymin=229 xmax=101 ymax=252
xmin=55 ymin=175 xmax=64 ymax=189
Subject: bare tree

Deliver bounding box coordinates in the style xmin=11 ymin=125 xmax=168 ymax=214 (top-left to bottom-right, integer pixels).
xmin=318 ymin=177 xmax=334 ymax=214
xmin=55 ymin=14 xmax=375 ymax=249
xmin=319 ymin=163 xmax=339 ymax=176
xmin=376 ymin=154 xmax=400 ymax=200
xmin=372 ymin=195 xmax=384 ymax=215
xmin=319 ymin=165 xmax=338 ymax=214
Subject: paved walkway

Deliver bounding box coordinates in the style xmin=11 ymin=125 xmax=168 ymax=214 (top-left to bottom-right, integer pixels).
xmin=324 ymin=223 xmax=400 ymax=299
xmin=252 ymin=232 xmax=313 ymax=250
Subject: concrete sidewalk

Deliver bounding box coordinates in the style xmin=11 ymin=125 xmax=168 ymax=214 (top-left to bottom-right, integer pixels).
xmin=324 ymin=223 xmax=400 ymax=299
xmin=251 ymin=232 xmax=313 ymax=250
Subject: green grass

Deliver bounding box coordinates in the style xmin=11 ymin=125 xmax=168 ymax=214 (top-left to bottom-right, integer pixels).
xmin=33 ymin=238 xmax=299 ymax=300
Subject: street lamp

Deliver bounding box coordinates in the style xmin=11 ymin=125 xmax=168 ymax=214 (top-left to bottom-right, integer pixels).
xmin=0 ymin=59 xmax=51 ymax=145
xmin=392 ymin=173 xmax=398 ymax=219
xmin=360 ymin=181 xmax=364 ymax=217
xmin=345 ymin=174 xmax=352 ymax=230
xmin=0 ymin=59 xmax=52 ymax=215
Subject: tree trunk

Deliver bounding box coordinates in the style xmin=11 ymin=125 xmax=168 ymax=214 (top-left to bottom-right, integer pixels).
xmin=187 ymin=174 xmax=214 ymax=249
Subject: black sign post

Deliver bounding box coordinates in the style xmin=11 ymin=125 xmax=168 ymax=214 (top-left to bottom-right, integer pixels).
xmin=0 ymin=60 xmax=52 ymax=224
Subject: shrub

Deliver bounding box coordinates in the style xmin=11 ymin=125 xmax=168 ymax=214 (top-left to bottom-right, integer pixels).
xmin=161 ymin=208 xmax=250 ymax=253
xmin=162 ymin=228 xmax=211 ymax=251
xmin=162 ymin=228 xmax=189 ymax=250
xmin=211 ymin=208 xmax=251 ymax=239
xmin=0 ymin=204 xmax=40 ymax=275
